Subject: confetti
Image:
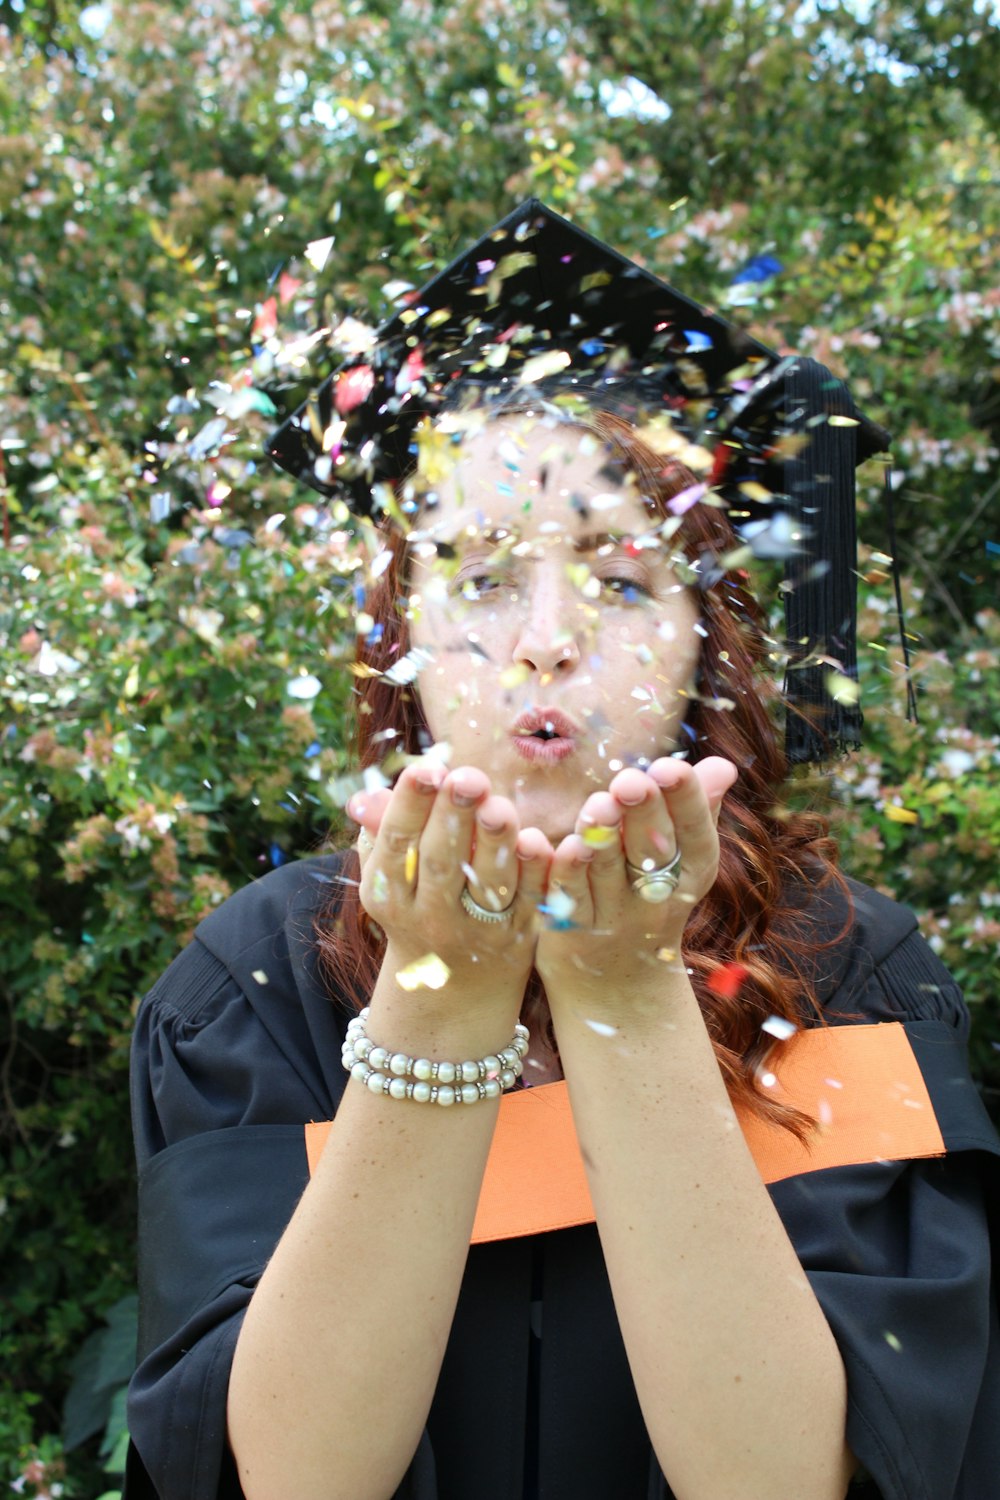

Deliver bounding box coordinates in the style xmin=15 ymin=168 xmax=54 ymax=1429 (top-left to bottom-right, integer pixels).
xmin=706 ymin=962 xmax=749 ymax=999
xmin=584 ymin=1019 xmax=617 ymax=1037
xmin=286 ymin=674 xmax=323 ymax=700
xmin=383 ymin=646 xmax=434 ymax=685
xmin=395 ymin=953 xmax=451 ymax=991
xmin=883 ymin=1331 xmax=903 ymax=1353
xmin=519 ymin=349 xmax=573 ymax=384
xmin=761 ymin=1015 xmax=798 ymax=1041
xmin=304 ymin=236 xmax=335 ymax=270
xmin=582 ymin=825 xmax=618 ymax=848
xmin=499 ymin=663 xmax=531 ymax=690
xmin=334 ymin=365 xmax=375 ymax=415
xmin=825 ymin=670 xmax=861 ymax=706
xmin=251 ymin=970 xmax=269 ymax=986
xmin=884 ymin=804 xmax=919 ymax=825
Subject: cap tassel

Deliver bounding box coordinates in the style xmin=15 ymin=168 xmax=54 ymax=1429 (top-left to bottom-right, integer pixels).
xmin=781 ymin=358 xmax=863 ymax=764
xmin=882 ymin=466 xmax=920 ymax=726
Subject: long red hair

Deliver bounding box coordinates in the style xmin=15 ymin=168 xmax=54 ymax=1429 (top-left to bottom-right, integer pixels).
xmin=316 ymin=406 xmax=848 ymax=1137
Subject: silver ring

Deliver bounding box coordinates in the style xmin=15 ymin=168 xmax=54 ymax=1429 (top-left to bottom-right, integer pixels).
xmin=357 ymin=827 xmax=375 ymax=855
xmin=626 ymin=849 xmax=682 ymax=903
xmin=460 ymin=886 xmax=515 ymax=924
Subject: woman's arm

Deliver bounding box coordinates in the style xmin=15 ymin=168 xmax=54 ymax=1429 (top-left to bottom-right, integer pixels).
xmin=228 ymin=763 xmax=544 ymax=1500
xmin=227 ymin=964 xmax=514 ymax=1500
xmin=539 ymin=758 xmax=855 ymax=1500
xmin=548 ymin=969 xmax=856 ymax=1500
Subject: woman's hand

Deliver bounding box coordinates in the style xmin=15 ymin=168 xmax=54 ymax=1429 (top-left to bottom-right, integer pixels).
xmin=532 ymin=756 xmax=738 ymax=1007
xmin=347 ymin=762 xmax=548 ymax=1012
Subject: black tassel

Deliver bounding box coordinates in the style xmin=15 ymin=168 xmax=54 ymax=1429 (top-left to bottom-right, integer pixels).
xmin=779 ymin=358 xmax=863 ymax=764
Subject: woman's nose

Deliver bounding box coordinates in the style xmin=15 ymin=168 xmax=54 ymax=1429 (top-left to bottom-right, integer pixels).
xmin=511 ymin=575 xmax=582 ymax=676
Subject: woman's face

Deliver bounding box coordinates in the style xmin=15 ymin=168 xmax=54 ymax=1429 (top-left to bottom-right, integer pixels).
xmin=407 ymin=414 xmax=701 ymax=842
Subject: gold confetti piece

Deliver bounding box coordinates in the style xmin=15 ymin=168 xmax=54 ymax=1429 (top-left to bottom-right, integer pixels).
xmin=405 ymin=845 xmax=418 ymax=883
xmin=499 ymin=662 xmax=531 ymax=690
xmin=519 ymin=349 xmax=572 ymax=384
xmin=738 ymin=481 xmax=773 ymax=503
xmin=828 ymin=414 xmax=860 ymax=427
xmin=883 ymin=1331 xmax=903 ymax=1352
xmin=579 ymin=270 xmax=612 ymax=292
xmin=582 ymin=825 xmax=618 ymax=848
xmin=251 ymin=970 xmax=269 ymax=985
xmin=885 ymin=805 xmax=920 ymax=825
xmin=825 ymin=670 xmax=861 ymax=705
xmin=656 ymin=947 xmax=677 ymax=963
xmin=395 ymin=953 xmax=451 ymax=991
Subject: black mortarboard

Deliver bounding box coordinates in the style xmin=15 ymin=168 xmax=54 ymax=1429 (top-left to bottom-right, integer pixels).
xmin=266 ymin=198 xmax=890 ymax=762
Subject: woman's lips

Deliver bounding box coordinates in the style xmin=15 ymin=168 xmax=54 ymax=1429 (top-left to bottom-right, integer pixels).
xmin=511 ymin=735 xmax=576 ymax=763
xmin=510 ymin=708 xmax=580 ymax=764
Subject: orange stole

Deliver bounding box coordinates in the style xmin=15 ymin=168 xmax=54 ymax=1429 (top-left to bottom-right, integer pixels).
xmin=305 ymin=1022 xmax=945 ymax=1245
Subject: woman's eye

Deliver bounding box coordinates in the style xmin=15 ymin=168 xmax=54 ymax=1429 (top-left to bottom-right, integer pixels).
xmin=457 ymin=572 xmax=509 ymax=599
xmin=599 ymin=574 xmax=651 ymax=602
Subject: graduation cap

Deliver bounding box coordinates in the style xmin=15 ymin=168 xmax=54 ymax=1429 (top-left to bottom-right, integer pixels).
xmin=267 ymin=198 xmax=892 ymax=763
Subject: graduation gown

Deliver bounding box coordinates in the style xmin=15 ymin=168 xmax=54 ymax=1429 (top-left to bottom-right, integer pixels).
xmin=124 ymin=855 xmax=1000 ymax=1500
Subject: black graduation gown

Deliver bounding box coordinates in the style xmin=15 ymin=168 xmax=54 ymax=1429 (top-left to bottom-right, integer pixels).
xmin=124 ymin=856 xmax=1000 ymax=1500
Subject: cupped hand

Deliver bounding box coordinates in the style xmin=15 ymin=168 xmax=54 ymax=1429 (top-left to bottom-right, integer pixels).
xmin=347 ymin=763 xmax=547 ymax=1006
xmin=532 ymin=756 xmax=738 ymax=1002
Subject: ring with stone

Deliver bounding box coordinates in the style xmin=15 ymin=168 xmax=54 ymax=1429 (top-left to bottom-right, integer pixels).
xmin=460 ymin=886 xmax=515 ymax=924
xmin=626 ymin=849 xmax=682 ymax=903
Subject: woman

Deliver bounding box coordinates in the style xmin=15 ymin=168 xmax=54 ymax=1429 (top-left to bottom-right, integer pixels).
xmin=126 ymin=202 xmax=1000 ymax=1500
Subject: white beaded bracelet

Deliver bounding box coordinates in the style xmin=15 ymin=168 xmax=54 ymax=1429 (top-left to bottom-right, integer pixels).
xmin=341 ymin=1008 xmax=529 ymax=1105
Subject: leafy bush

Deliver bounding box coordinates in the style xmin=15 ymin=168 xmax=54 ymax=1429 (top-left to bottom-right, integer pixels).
xmin=1 ymin=0 xmax=998 ymax=1490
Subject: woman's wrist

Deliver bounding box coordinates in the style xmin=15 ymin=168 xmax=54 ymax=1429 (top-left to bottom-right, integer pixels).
xmin=365 ymin=949 xmax=526 ymax=1062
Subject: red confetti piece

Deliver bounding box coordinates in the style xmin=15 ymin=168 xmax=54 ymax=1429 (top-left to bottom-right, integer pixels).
xmin=253 ymin=296 xmax=277 ymax=340
xmin=706 ymin=961 xmax=749 ymax=1000
xmin=334 ymin=365 xmax=376 ymax=415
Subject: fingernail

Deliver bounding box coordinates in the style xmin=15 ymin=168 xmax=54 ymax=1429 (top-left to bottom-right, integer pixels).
xmin=414 ymin=774 xmax=442 ymax=794
xmin=451 ymin=776 xmax=481 ymax=806
xmin=616 ymin=788 xmax=647 ymax=806
xmin=346 ymin=797 xmax=364 ymax=821
xmin=477 ymin=811 xmax=506 ymax=833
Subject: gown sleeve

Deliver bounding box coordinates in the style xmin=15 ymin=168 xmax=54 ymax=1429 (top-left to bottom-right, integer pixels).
xmin=766 ymin=888 xmax=1000 ymax=1500
xmin=124 ymin=858 xmax=365 ymax=1500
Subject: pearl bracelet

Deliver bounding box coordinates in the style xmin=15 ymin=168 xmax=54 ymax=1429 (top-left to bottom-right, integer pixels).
xmin=341 ymin=1008 xmax=529 ymax=1105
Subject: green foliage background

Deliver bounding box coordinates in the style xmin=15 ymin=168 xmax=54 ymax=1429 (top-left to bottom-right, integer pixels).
xmin=1 ymin=0 xmax=998 ymax=1491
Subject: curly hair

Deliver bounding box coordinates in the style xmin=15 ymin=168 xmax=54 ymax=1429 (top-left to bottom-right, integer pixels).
xmin=316 ymin=403 xmax=850 ymax=1138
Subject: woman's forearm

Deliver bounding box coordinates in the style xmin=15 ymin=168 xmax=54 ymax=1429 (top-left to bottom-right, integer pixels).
xmin=227 ymin=971 xmax=520 ymax=1500
xmin=549 ymin=969 xmax=855 ymax=1500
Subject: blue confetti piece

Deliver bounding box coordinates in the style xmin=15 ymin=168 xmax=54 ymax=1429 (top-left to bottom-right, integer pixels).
xmin=365 ymin=622 xmax=384 ymax=646
xmin=730 ymin=254 xmax=783 ymax=285
xmin=986 ymin=540 xmax=1000 ymax=557
xmin=684 ymin=330 xmax=714 ymax=352
xmin=580 ymin=337 xmax=606 ymax=355
xmin=269 ymin=843 xmax=287 ymax=867
xmin=305 ymin=741 xmax=323 ymax=758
